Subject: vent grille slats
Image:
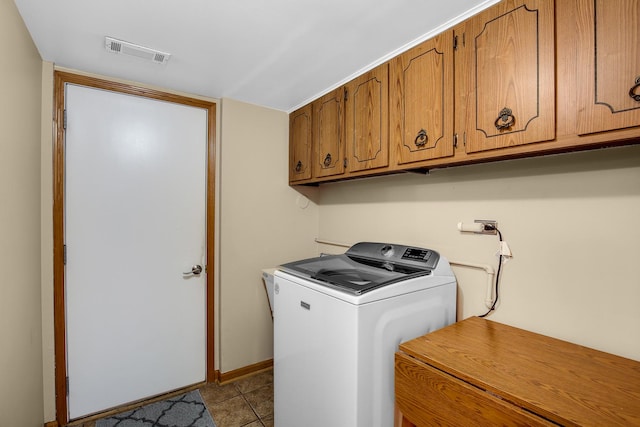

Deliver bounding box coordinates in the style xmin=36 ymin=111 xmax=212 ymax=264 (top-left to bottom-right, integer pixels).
xmin=104 ymin=37 xmax=170 ymax=64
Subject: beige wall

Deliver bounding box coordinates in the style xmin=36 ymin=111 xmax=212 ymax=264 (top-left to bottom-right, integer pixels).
xmin=0 ymin=0 xmax=45 ymax=425
xmin=40 ymin=61 xmax=55 ymax=422
xmin=218 ymin=98 xmax=318 ymax=373
xmin=315 ymin=146 xmax=640 ymax=361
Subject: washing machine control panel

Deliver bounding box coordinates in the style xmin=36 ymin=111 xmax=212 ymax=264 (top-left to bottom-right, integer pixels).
xmin=347 ymin=242 xmax=440 ymax=270
xmin=401 ymin=247 xmax=433 ymax=262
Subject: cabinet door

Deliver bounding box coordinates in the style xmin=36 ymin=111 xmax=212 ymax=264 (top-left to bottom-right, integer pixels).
xmin=313 ymin=87 xmax=345 ymax=178
xmin=289 ymin=104 xmax=312 ymax=183
xmin=345 ymin=64 xmax=389 ymax=172
xmin=390 ymin=31 xmax=454 ymax=165
xmin=577 ymin=0 xmax=640 ymax=135
xmin=462 ymin=0 xmax=555 ymax=153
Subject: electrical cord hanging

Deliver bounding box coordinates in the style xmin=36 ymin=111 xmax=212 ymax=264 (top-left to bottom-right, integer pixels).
xmin=479 ymin=227 xmax=503 ymax=318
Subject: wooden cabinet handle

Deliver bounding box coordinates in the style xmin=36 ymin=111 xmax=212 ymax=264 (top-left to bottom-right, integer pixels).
xmin=323 ymin=153 xmax=332 ymax=167
xmin=495 ymin=107 xmax=515 ymax=130
xmin=414 ymin=129 xmax=428 ymax=147
xmin=629 ymin=76 xmax=640 ymax=102
xmin=295 ymin=160 xmax=302 ymax=172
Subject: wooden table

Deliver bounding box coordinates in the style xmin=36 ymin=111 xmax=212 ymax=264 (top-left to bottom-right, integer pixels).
xmin=395 ymin=317 xmax=640 ymax=426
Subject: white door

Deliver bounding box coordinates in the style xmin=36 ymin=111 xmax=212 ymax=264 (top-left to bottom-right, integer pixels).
xmin=64 ymin=84 xmax=207 ymax=419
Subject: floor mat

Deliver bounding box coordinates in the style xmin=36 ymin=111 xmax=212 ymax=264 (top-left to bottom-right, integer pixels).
xmin=95 ymin=390 xmax=216 ymax=427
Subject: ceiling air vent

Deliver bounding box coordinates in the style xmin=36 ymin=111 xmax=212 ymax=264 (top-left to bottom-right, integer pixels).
xmin=104 ymin=37 xmax=171 ymax=65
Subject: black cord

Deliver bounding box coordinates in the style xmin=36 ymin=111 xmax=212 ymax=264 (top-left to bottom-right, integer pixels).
xmin=479 ymin=228 xmax=503 ymax=318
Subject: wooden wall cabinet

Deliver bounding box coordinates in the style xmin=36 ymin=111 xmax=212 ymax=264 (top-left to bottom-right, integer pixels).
xmin=395 ymin=317 xmax=640 ymax=427
xmin=387 ymin=0 xmax=556 ymax=171
xmin=344 ymin=64 xmax=389 ymax=173
xmin=457 ymin=0 xmax=556 ymax=154
xmin=288 ymin=104 xmax=312 ymax=183
xmin=576 ymin=0 xmax=640 ymax=135
xmin=312 ymin=87 xmax=345 ymax=179
xmin=288 ymin=64 xmax=390 ymax=184
xmin=389 ymin=31 xmax=455 ymax=167
xmin=288 ymin=0 xmax=640 ymax=185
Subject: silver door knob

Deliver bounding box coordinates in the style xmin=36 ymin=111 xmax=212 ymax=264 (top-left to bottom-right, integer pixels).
xmin=183 ymin=265 xmax=203 ymax=276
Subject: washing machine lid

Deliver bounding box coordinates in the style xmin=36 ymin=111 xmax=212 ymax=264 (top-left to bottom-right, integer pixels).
xmin=279 ymin=242 xmax=439 ymax=295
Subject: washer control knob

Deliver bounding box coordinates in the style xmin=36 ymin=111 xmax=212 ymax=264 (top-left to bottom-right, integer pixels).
xmin=380 ymin=245 xmax=394 ymax=257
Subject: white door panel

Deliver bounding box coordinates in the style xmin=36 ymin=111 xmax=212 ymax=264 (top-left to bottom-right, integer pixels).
xmin=65 ymin=84 xmax=207 ymax=419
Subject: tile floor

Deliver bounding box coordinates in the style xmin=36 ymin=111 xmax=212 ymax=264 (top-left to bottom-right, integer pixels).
xmin=201 ymin=369 xmax=274 ymax=427
xmin=75 ymin=368 xmax=274 ymax=427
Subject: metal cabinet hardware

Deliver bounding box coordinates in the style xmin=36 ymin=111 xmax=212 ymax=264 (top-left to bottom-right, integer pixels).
xmin=414 ymin=129 xmax=428 ymax=147
xmin=629 ymin=76 xmax=640 ymax=102
xmin=494 ymin=107 xmax=515 ymax=130
xmin=323 ymin=153 xmax=332 ymax=167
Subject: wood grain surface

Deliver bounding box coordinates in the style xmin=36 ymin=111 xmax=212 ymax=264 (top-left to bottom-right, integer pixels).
xmin=398 ymin=317 xmax=640 ymax=426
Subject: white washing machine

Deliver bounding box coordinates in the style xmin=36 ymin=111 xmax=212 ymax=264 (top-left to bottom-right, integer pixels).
xmin=274 ymin=242 xmax=457 ymax=427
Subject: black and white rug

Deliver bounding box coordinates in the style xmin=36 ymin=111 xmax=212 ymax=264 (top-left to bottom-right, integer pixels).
xmin=96 ymin=390 xmax=216 ymax=427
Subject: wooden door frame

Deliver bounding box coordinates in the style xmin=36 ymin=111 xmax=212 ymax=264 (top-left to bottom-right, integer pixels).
xmin=53 ymin=71 xmax=217 ymax=425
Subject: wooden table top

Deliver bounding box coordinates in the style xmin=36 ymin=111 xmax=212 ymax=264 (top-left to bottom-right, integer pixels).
xmin=399 ymin=317 xmax=640 ymax=426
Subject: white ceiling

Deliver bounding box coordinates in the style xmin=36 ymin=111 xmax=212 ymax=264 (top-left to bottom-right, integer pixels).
xmin=14 ymin=0 xmax=498 ymax=112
